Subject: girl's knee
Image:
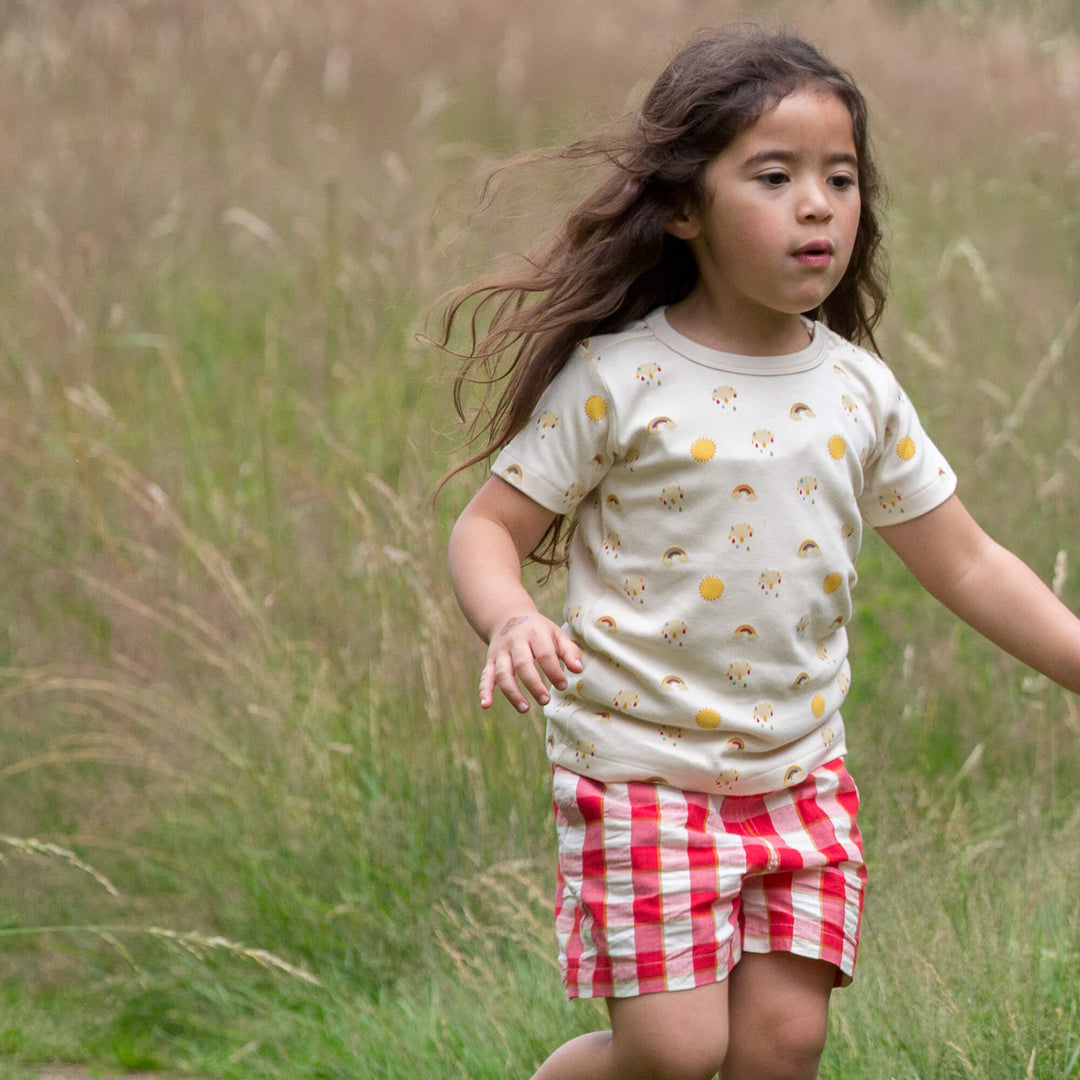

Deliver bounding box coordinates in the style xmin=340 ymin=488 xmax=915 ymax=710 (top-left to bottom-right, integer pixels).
xmin=608 ymin=983 xmax=728 ymax=1080
xmin=772 ymin=1008 xmax=828 ymax=1064
xmin=724 ymin=1009 xmax=828 ymax=1080
xmin=725 ymin=955 xmax=833 ymax=1079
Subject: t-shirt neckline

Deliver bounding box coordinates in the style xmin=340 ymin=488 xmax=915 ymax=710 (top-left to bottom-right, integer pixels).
xmin=646 ymin=307 xmax=827 ymax=375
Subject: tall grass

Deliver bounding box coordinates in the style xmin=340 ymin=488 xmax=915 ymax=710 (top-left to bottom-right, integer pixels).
xmin=0 ymin=1 xmax=1078 ymax=1077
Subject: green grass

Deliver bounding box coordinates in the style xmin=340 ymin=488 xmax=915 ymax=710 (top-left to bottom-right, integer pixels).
xmin=1 ymin=1 xmax=1080 ymax=1077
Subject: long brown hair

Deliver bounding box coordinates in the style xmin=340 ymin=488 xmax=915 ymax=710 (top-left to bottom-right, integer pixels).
xmin=438 ymin=26 xmax=888 ymax=564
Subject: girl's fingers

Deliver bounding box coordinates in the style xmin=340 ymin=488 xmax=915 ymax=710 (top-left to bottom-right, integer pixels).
xmin=481 ymin=616 xmax=578 ymax=713
xmin=479 ymin=661 xmax=497 ymax=709
xmin=481 ymin=652 xmax=536 ymax=710
xmin=509 ymin=639 xmax=553 ymax=705
xmin=490 ymin=649 xmax=536 ymax=712
xmin=556 ymin=630 xmax=584 ymax=674
xmin=527 ymin=638 xmax=565 ymax=696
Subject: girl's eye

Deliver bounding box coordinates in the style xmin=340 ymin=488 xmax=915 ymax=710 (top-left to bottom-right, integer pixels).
xmin=829 ymin=174 xmax=857 ymax=190
xmin=759 ymin=172 xmax=788 ymax=187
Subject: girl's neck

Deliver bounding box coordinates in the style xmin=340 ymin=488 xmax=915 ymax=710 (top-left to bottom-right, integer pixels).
xmin=664 ymin=293 xmax=813 ymax=357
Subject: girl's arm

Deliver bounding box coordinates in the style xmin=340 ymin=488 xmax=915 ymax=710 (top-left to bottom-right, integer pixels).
xmin=877 ymin=493 xmax=1080 ymax=693
xmin=448 ymin=476 xmax=584 ymax=712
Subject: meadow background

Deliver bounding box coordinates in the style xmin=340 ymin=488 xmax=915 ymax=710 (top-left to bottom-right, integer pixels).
xmin=0 ymin=0 xmax=1079 ymax=1077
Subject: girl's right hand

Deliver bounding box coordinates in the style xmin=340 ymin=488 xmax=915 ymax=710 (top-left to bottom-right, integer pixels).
xmin=480 ymin=612 xmax=584 ymax=713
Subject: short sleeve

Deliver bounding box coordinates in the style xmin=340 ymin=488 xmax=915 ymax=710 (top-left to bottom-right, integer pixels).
xmin=857 ymin=375 xmax=957 ymax=527
xmin=491 ymin=345 xmax=615 ymax=514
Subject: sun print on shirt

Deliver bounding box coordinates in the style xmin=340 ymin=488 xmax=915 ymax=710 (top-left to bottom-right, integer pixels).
xmin=691 ymin=437 xmax=716 ymax=462
xmin=699 ymin=576 xmax=725 ymax=601
xmin=584 ymin=395 xmax=608 ymax=421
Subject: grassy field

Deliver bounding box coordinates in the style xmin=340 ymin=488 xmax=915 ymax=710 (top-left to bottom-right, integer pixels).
xmin=0 ymin=0 xmax=1079 ymax=1077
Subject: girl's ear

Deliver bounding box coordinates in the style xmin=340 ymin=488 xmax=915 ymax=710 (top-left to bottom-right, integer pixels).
xmin=665 ymin=208 xmax=700 ymax=241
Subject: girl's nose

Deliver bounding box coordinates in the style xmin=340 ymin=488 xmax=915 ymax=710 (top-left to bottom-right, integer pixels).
xmin=798 ymin=182 xmax=833 ymax=221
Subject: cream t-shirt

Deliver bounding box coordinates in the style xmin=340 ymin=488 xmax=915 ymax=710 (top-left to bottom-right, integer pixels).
xmin=492 ymin=308 xmax=956 ymax=794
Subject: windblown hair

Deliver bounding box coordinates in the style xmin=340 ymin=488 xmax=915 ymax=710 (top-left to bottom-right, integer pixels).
xmin=438 ymin=26 xmax=888 ymax=565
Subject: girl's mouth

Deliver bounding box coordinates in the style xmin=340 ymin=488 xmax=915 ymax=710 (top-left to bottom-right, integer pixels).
xmin=793 ymin=239 xmax=835 ymax=267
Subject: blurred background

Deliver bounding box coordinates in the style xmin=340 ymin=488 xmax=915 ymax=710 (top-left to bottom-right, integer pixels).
xmin=0 ymin=1 xmax=1078 ymax=1077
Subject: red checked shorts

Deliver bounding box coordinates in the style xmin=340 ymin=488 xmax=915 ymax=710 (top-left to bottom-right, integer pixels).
xmin=552 ymin=758 xmax=867 ymax=999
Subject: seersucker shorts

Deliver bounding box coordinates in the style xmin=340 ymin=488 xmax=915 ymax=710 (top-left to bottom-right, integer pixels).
xmin=552 ymin=757 xmax=867 ymax=999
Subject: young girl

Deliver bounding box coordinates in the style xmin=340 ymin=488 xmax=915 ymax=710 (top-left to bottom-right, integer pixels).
xmin=443 ymin=26 xmax=1080 ymax=1080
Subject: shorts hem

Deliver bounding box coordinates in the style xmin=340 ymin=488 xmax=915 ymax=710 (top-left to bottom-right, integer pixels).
xmin=563 ymin=940 xmax=740 ymax=1000
xmin=564 ymin=942 xmax=855 ymax=999
xmin=563 ymin=964 xmax=736 ymax=1001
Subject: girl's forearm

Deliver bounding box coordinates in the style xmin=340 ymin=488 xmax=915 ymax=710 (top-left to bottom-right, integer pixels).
xmin=935 ymin=540 xmax=1080 ymax=694
xmin=449 ymin=479 xmax=580 ymax=712
xmin=880 ymin=495 xmax=1080 ymax=694
xmin=448 ymin=510 xmax=541 ymax=644
xmin=448 ymin=476 xmax=560 ymax=644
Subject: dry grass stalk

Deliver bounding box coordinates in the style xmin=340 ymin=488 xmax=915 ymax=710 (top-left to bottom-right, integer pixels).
xmin=0 ymin=920 xmax=320 ymax=987
xmin=146 ymin=927 xmax=322 ymax=986
xmin=436 ymin=859 xmax=558 ymax=989
xmin=97 ymin=448 xmax=278 ymax=657
xmin=985 ymin=296 xmax=1080 ymax=456
xmin=0 ymin=834 xmax=120 ymax=896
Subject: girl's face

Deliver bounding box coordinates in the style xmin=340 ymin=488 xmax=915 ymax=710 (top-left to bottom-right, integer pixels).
xmin=667 ymin=88 xmax=861 ymax=352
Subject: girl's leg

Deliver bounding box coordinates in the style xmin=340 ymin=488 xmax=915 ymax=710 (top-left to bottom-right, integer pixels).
xmin=531 ymin=981 xmax=729 ymax=1080
xmin=721 ymin=953 xmax=835 ymax=1080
